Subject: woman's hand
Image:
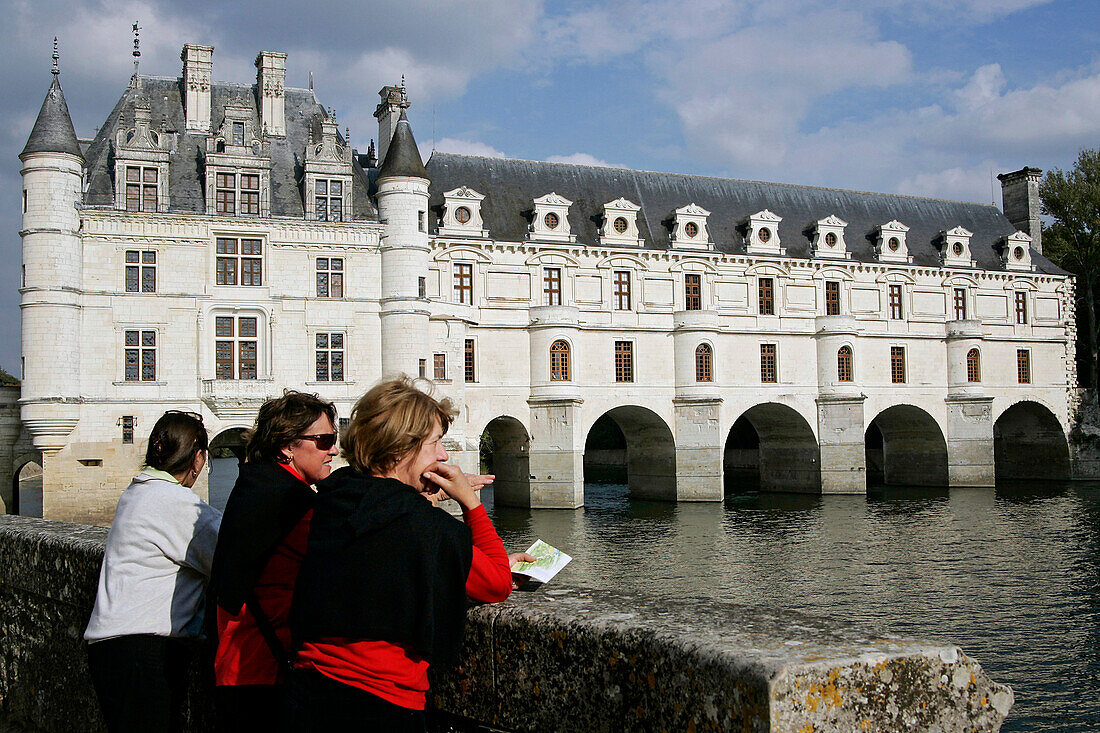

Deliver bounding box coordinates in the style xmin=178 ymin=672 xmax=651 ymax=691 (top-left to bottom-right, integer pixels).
xmin=418 ymin=473 xmax=494 ymax=506
xmin=509 ymin=552 xmax=538 ymax=589
xmin=422 ymin=462 xmax=481 ymax=511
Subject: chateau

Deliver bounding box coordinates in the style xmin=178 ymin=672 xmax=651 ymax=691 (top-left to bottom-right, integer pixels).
xmin=10 ymin=42 xmax=1077 ymax=524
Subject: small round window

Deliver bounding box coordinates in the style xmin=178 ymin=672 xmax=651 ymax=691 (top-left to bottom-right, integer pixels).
xmin=613 ymin=217 xmax=628 ymax=234
xmin=455 ymin=206 xmax=471 ymax=224
xmin=1013 ymin=246 xmax=1025 ymax=260
xmin=888 ymin=237 xmax=900 ymax=252
xmin=825 ymin=232 xmax=837 ymax=247
xmin=544 ymin=212 xmax=560 ymax=230
xmin=759 ymin=227 xmax=772 ymax=243
xmin=685 ymin=222 xmax=699 ymax=238
xmin=952 ymin=242 xmax=964 ymax=256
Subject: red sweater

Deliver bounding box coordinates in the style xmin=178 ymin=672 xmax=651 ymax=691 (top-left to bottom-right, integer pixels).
xmin=215 ymin=464 xmax=312 ymax=687
xmin=296 ymin=504 xmax=511 ymax=709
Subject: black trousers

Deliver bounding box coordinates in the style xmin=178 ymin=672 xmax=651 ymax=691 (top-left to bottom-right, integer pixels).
xmin=215 ymin=684 xmax=283 ymax=732
xmin=281 ymin=667 xmax=426 ymax=732
xmin=86 ymin=635 xmax=190 ymax=733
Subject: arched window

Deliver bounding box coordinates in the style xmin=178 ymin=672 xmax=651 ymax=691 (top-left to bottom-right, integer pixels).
xmin=837 ymin=345 xmax=853 ymax=382
xmin=966 ymin=348 xmax=981 ymax=382
xmin=695 ymin=343 xmax=712 ymax=382
xmin=550 ymin=340 xmax=570 ymax=381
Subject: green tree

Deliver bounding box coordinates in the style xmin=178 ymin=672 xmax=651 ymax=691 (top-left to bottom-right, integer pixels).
xmin=0 ymin=367 xmax=18 ymax=387
xmin=1040 ymin=149 xmax=1100 ymax=395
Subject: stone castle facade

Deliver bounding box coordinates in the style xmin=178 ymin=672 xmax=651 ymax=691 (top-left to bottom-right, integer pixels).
xmin=12 ymin=43 xmax=1076 ymax=524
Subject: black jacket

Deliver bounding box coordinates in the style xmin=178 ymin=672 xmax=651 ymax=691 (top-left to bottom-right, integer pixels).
xmin=209 ymin=460 xmax=315 ymax=615
xmin=290 ymin=467 xmax=473 ymax=665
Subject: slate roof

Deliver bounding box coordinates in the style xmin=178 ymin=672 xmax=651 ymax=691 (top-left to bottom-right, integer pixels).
xmin=378 ymin=110 xmax=428 ymax=180
xmin=425 ymin=154 xmax=1065 ymax=275
xmin=21 ymin=76 xmax=83 ymax=160
xmin=81 ymin=76 xmax=377 ymax=220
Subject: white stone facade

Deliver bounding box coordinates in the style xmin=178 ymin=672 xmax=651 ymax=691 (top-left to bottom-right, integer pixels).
xmin=12 ymin=43 xmax=1077 ymax=523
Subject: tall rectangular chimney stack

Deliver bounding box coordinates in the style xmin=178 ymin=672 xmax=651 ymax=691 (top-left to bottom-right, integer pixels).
xmin=998 ymin=166 xmax=1043 ymax=255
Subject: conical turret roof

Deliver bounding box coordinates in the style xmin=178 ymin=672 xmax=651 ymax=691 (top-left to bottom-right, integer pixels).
xmin=21 ymin=76 xmax=83 ymax=160
xmin=377 ymin=111 xmax=427 ymax=180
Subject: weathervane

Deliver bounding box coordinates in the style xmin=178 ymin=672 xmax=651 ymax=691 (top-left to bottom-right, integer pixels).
xmin=132 ymin=22 xmax=141 ymax=75
xmin=51 ymin=37 xmax=59 ymax=77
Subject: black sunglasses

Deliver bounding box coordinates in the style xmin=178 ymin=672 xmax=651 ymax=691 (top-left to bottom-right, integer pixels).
xmin=299 ymin=433 xmax=337 ymax=450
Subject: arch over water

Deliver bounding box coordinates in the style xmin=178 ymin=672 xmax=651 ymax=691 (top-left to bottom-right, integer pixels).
xmin=866 ymin=405 xmax=948 ymax=488
xmin=994 ymin=401 xmax=1069 ymax=481
xmin=584 ymin=406 xmax=676 ymax=501
xmin=11 ymin=460 xmax=43 ymax=517
xmin=725 ymin=403 xmax=820 ymax=493
xmin=480 ymin=416 xmax=531 ymax=507
xmin=208 ymin=428 xmax=248 ymax=511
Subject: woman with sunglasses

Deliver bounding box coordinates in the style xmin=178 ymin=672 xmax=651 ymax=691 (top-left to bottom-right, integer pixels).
xmin=85 ymin=409 xmax=220 ymax=732
xmin=208 ymin=390 xmax=339 ymax=732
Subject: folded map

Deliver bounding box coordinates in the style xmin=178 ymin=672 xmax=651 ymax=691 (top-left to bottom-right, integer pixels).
xmin=510 ymin=539 xmax=572 ymax=584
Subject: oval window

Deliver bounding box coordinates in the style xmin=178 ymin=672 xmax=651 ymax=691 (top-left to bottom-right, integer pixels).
xmin=1013 ymin=246 xmax=1025 ymax=260
xmin=614 ymin=217 xmax=628 ymax=234
xmin=888 ymin=237 xmax=900 ymax=252
xmin=685 ymin=222 xmax=699 ymax=238
xmin=544 ymin=212 xmax=560 ymax=229
xmin=455 ymin=206 xmax=471 ymax=224
xmin=825 ymin=232 xmax=837 ymax=247
xmin=759 ymin=227 xmax=771 ymax=243
xmin=953 ymin=242 xmax=964 ymax=256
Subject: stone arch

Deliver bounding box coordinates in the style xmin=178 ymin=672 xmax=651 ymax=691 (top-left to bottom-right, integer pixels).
xmin=11 ymin=459 xmax=43 ymax=517
xmin=994 ymin=401 xmax=1069 ymax=481
xmin=725 ymin=403 xmax=820 ymax=493
xmin=208 ymin=427 xmax=248 ymax=511
xmin=480 ymin=416 xmax=531 ymax=507
xmin=583 ymin=406 xmax=675 ymax=501
xmin=865 ymin=405 xmax=948 ymax=487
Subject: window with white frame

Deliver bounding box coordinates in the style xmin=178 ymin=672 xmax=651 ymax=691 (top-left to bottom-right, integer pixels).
xmin=315 ymin=332 xmax=345 ymax=381
xmin=125 ymin=250 xmax=156 ymax=293
xmin=216 ymin=238 xmax=263 ymax=286
xmin=316 ymin=257 xmax=344 ymax=298
xmin=215 ymin=316 xmax=258 ymax=380
xmin=434 ymin=353 xmax=446 ymax=381
xmin=215 ymin=172 xmax=260 ymax=216
xmin=615 ymin=341 xmax=634 ymax=383
xmin=124 ymin=166 xmax=159 ymax=212
xmin=124 ymin=329 xmax=157 ymax=382
xmin=314 ymin=179 xmax=344 ymax=221
xmin=613 ymin=270 xmax=631 ymax=310
xmin=454 ymin=263 xmax=473 ymax=305
xmin=543 ymin=268 xmax=562 ymax=306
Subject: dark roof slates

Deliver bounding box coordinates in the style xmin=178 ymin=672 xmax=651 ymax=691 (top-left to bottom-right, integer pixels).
xmin=21 ymin=77 xmax=83 ymax=160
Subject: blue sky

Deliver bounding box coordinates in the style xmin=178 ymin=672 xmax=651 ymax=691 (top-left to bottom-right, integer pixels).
xmin=1 ymin=0 xmax=1098 ymax=373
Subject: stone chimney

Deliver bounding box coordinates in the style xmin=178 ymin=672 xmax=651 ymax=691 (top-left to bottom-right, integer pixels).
xmin=997 ymin=166 xmax=1043 ymax=255
xmin=181 ymin=44 xmax=213 ymax=133
xmin=255 ymin=51 xmax=287 ymax=137
xmin=375 ymin=84 xmax=409 ymax=163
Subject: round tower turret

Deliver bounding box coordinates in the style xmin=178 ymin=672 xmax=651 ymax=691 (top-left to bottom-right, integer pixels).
xmin=19 ymin=45 xmax=84 ymax=451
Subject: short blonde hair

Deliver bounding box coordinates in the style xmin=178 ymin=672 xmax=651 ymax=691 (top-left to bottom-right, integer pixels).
xmin=342 ymin=376 xmax=457 ymax=476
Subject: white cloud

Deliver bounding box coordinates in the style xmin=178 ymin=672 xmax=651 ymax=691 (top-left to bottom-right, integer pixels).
xmin=897 ymin=162 xmax=1002 ymax=203
xmin=426 ymin=138 xmax=508 ymax=159
xmin=545 ymin=153 xmax=624 ymax=168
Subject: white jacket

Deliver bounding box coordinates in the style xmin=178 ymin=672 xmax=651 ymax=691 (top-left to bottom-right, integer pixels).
xmin=84 ymin=471 xmax=222 ymax=642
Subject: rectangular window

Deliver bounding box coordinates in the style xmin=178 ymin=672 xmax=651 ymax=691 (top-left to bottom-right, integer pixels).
xmin=240 ymin=174 xmax=260 ymax=216
xmin=215 ymin=316 xmax=258 ymax=380
xmin=216 ymin=238 xmax=262 ymax=286
xmin=215 ymin=172 xmax=235 ymax=214
xmin=543 ymin=268 xmax=562 ymax=306
xmin=615 ymin=341 xmax=634 ymax=383
xmin=314 ymin=179 xmax=343 ymax=222
xmin=316 ymin=257 xmax=344 ymax=298
xmin=125 ymin=250 xmax=157 ymax=293
xmin=124 ymin=166 xmax=158 ymax=212
xmin=888 ymin=284 xmax=903 ymax=320
xmin=232 ymin=122 xmax=245 ymax=146
xmin=418 ymin=211 xmax=426 ymax=233
xmin=953 ymin=288 xmax=967 ymax=320
xmin=418 ymin=277 xmax=426 ymax=299
xmin=434 ymin=353 xmax=446 ymax=381
xmin=464 ymin=339 xmax=476 ymax=383
xmin=1017 ymin=349 xmax=1031 ymax=384
xmin=418 ymin=359 xmax=427 ymax=379
xmin=758 ymin=278 xmax=774 ymax=315
xmin=760 ymin=343 xmax=777 ymax=383
xmin=315 ymin=332 xmax=345 ymax=382
xmin=124 ymin=330 xmax=156 ymax=382
xmin=1015 ymin=291 xmax=1028 ymax=324
xmin=825 ymin=280 xmax=840 ymax=316
xmin=613 ymin=271 xmax=631 ymax=310
xmin=890 ymin=346 xmax=906 ymax=384
xmin=121 ymin=415 xmax=134 ymax=444
xmin=685 ymin=273 xmax=701 ymax=311
xmin=454 ymin=263 xmax=473 ymax=305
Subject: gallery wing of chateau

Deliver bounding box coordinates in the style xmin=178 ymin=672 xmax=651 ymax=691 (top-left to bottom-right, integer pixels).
xmin=10 ymin=43 xmax=1077 ymax=524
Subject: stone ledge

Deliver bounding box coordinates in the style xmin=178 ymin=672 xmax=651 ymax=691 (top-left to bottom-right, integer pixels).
xmin=0 ymin=516 xmax=1012 ymax=732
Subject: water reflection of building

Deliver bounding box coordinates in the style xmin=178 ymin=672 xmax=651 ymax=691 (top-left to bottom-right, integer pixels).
xmin=9 ymin=42 xmax=1076 ymax=523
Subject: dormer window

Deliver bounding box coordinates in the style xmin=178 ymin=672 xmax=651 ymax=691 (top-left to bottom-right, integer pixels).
xmin=314 ymin=180 xmax=343 ymax=221
xmin=530 ymin=193 xmax=575 ymax=242
xmin=998 ymin=231 xmax=1034 ymax=272
xmin=599 ymin=198 xmax=643 ymax=246
xmin=746 ymin=210 xmax=784 ymax=255
xmin=206 ymin=104 xmax=272 ymax=217
xmin=125 ymin=166 xmax=159 ymax=212
xmin=811 ymin=215 xmax=849 ymax=259
xmin=214 ymin=173 xmax=260 ymax=216
xmin=938 ymin=226 xmax=974 ymax=268
xmin=439 ymin=186 xmax=489 ymax=237
xmin=233 ymin=122 xmax=245 ymax=146
xmin=876 ymin=220 xmax=911 ymax=263
xmin=671 ymin=203 xmax=712 ymax=250
xmin=114 ymin=102 xmax=170 ymax=213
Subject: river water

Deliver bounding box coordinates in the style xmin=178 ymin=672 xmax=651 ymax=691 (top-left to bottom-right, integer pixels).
xmin=483 ymin=482 xmax=1100 ymax=733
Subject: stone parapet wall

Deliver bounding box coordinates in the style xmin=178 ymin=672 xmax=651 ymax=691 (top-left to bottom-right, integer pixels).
xmin=0 ymin=515 xmax=1013 ymax=732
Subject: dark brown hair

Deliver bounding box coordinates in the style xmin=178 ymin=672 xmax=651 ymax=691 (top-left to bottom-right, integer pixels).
xmin=342 ymin=377 xmax=455 ymax=476
xmin=145 ymin=411 xmax=208 ymax=475
xmin=245 ymin=391 xmax=338 ymax=464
